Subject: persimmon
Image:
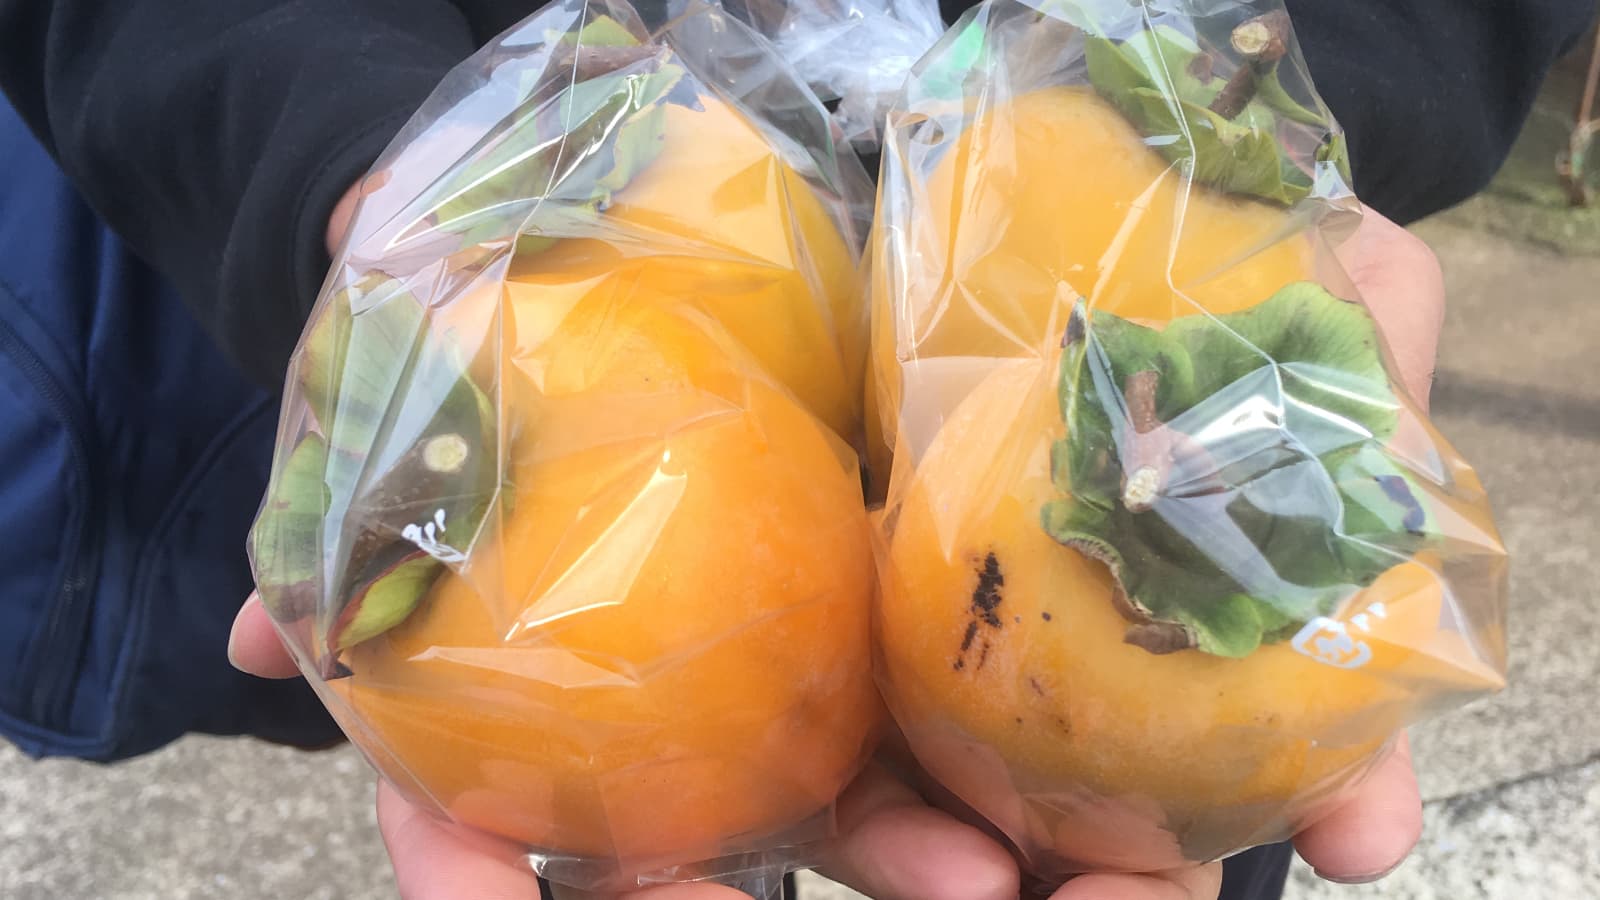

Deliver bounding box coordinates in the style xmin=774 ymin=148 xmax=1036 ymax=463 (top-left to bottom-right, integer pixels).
xmin=877 ymin=357 xmax=1500 ymax=872
xmin=510 ymin=95 xmax=865 ymax=441
xmin=871 ymin=81 xmax=1505 ymax=875
xmin=327 ymin=293 xmax=878 ymax=878
xmin=250 ymin=41 xmax=880 ymax=886
xmin=868 ymin=87 xmax=1313 ymax=465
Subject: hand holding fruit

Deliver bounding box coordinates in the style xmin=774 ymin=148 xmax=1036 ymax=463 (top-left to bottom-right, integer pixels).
xmin=231 ymin=201 xmax=1438 ymax=900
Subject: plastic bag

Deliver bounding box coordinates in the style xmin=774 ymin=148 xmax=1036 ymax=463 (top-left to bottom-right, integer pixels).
xmin=717 ymin=0 xmax=947 ymax=148
xmin=246 ymin=1 xmax=881 ymax=893
xmin=867 ymin=0 xmax=1509 ymax=879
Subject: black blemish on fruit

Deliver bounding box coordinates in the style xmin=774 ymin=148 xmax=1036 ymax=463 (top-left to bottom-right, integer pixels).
xmin=1028 ymin=676 xmax=1046 ymax=697
xmin=1041 ymin=611 xmax=1053 ymax=622
xmin=972 ymin=553 xmax=1005 ymax=626
xmin=953 ymin=552 xmax=1008 ymax=674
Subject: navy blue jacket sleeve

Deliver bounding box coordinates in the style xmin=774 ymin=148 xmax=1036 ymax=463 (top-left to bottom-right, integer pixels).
xmin=0 ymin=0 xmax=477 ymax=390
xmin=1286 ymin=0 xmax=1597 ymax=224
xmin=2 ymin=1 xmax=1597 ymax=386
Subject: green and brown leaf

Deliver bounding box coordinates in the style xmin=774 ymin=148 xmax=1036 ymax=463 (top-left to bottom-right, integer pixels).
xmin=1043 ymin=285 xmax=1436 ymax=658
xmin=1082 ymin=21 xmax=1349 ymax=205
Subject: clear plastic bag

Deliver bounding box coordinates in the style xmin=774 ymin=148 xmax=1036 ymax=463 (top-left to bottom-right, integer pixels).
xmin=246 ymin=1 xmax=881 ymax=893
xmin=867 ymin=0 xmax=1510 ymax=879
xmin=718 ymin=0 xmax=947 ymax=149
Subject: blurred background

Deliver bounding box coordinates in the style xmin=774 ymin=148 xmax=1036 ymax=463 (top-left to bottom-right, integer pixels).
xmin=3 ymin=21 xmax=1598 ymax=900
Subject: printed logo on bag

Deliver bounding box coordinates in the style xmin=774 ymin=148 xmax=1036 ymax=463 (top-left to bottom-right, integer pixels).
xmin=403 ymin=508 xmax=466 ymax=564
xmin=1291 ymin=616 xmax=1372 ymax=669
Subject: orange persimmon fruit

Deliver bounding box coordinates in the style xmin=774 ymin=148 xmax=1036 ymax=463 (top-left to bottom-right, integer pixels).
xmin=319 ymin=96 xmax=878 ymax=881
xmin=509 ymin=96 xmax=865 ymax=441
xmin=871 ymin=87 xmax=1502 ymax=874
xmin=329 ymin=294 xmax=878 ymax=875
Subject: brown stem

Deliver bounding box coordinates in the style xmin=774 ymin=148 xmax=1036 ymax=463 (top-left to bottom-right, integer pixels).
xmin=1208 ymin=11 xmax=1292 ymax=120
xmin=1125 ymin=622 xmax=1199 ymax=655
xmin=1559 ymin=27 xmax=1600 ymax=206
xmin=560 ymin=43 xmax=665 ymax=81
xmin=1120 ymin=371 xmax=1174 ymax=513
xmin=1124 ymin=370 xmax=1162 ymax=434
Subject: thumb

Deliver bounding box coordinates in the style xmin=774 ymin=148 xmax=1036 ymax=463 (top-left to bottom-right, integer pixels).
xmin=227 ymin=593 xmax=303 ymax=679
xmin=1336 ymin=208 xmax=1446 ymax=411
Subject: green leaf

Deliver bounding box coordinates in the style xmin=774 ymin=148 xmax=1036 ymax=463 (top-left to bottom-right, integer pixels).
xmin=251 ymin=434 xmax=331 ymax=622
xmin=1324 ymin=441 xmax=1440 ymax=547
xmin=1168 ymin=282 xmax=1398 ymax=448
xmin=562 ymin=14 xmax=641 ymax=48
xmin=1082 ymin=24 xmax=1343 ymax=206
xmin=292 ymin=280 xmax=502 ymax=654
xmin=301 ymin=280 xmax=434 ymax=457
xmin=328 ymin=551 xmax=442 ymax=652
xmin=1193 ymin=594 xmax=1264 ymax=657
xmin=1043 ymin=283 xmax=1440 ymax=658
xmin=1083 ymin=33 xmax=1157 ymax=101
xmin=1111 ymin=87 xmax=1312 ymax=206
xmin=1255 ymin=67 xmax=1325 ymax=127
xmin=417 ymin=55 xmax=683 ymax=255
xmin=1315 ymin=131 xmax=1355 ymax=187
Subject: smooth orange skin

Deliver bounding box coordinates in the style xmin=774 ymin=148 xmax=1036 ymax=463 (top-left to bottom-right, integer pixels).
xmin=867 ymin=86 xmax=1313 ymax=478
xmin=878 ymin=359 xmax=1501 ymax=873
xmin=871 ymin=88 xmax=1501 ymax=874
xmin=511 ymin=97 xmax=865 ymax=442
xmin=329 ymin=297 xmax=878 ymax=877
xmin=319 ymin=98 xmax=878 ymax=884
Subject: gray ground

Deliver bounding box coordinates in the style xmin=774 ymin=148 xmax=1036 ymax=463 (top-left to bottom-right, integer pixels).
xmin=3 ymin=206 xmax=1598 ymax=899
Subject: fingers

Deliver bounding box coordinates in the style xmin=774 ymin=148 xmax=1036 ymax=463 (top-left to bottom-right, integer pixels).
xmin=817 ymin=762 xmax=1020 ymax=900
xmin=325 ymin=170 xmax=391 ymax=255
xmin=1048 ymin=863 xmax=1224 ymax=900
xmin=226 ymin=593 xmax=302 ymax=679
xmin=1293 ymin=735 xmax=1422 ymax=884
xmin=377 ymin=781 xmax=549 ymax=900
xmin=544 ymin=875 xmax=752 ymax=900
xmin=379 ymin=783 xmax=752 ymax=900
xmin=551 ymin=874 xmax=752 ymax=900
xmin=1337 ymin=208 xmax=1447 ymax=409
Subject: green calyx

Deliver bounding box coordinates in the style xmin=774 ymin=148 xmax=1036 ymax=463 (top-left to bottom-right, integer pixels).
xmin=250 ymin=16 xmax=677 ymax=663
xmin=410 ymin=14 xmax=685 ymax=255
xmin=1083 ymin=17 xmax=1352 ymax=205
xmin=251 ymin=433 xmax=332 ymax=623
xmin=250 ymin=277 xmax=500 ymax=665
xmin=1042 ymin=284 xmax=1437 ymax=658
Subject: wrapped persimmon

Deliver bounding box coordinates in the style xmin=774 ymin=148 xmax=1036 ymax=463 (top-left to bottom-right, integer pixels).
xmin=246 ymin=1 xmax=880 ymax=894
xmin=867 ymin=0 xmax=1510 ymax=878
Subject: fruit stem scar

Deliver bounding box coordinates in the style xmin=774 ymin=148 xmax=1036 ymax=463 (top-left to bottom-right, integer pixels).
xmin=1210 ymin=11 xmax=1291 ymax=120
xmin=1123 ymin=466 xmax=1161 ymax=512
xmin=1119 ymin=370 xmax=1178 ymax=513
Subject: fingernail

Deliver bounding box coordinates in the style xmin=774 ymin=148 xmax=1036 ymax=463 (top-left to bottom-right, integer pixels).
xmin=1315 ymin=859 xmax=1404 ymax=885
